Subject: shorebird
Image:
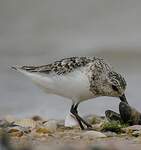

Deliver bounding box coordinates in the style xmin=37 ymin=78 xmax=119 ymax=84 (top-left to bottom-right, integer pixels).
xmin=12 ymin=56 xmax=127 ymax=130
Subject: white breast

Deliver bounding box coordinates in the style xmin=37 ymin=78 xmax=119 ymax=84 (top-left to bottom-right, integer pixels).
xmin=18 ymin=67 xmax=94 ymax=102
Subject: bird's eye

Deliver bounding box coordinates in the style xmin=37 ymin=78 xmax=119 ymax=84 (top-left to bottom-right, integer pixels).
xmin=112 ymin=85 xmax=119 ymax=92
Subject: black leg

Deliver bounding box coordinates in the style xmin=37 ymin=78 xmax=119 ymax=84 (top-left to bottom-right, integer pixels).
xmin=70 ymin=103 xmax=93 ymax=130
xmin=70 ymin=104 xmax=84 ymax=130
xmin=73 ymin=103 xmax=92 ymax=128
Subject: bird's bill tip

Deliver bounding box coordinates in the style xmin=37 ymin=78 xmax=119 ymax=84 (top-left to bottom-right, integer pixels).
xmin=119 ymin=94 xmax=128 ymax=104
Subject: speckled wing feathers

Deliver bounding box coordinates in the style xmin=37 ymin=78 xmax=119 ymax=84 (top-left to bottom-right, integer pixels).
xmin=20 ymin=57 xmax=110 ymax=75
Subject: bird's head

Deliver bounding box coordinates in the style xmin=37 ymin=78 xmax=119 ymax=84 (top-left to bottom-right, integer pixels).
xmin=96 ymin=71 xmax=128 ymax=103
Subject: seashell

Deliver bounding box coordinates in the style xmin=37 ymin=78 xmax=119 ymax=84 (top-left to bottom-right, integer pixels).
xmin=43 ymin=120 xmax=57 ymax=132
xmin=13 ymin=119 xmax=37 ymax=129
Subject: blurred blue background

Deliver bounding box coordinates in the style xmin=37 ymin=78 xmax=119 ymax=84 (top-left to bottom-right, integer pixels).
xmin=1 ymin=0 xmax=141 ymax=119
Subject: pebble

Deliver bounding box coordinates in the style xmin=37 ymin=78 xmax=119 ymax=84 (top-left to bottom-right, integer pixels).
xmin=65 ymin=113 xmax=78 ymax=127
xmin=104 ymin=131 xmax=117 ymax=137
xmin=57 ymin=119 xmax=65 ymax=127
xmin=81 ymin=131 xmax=107 ymax=139
xmin=36 ymin=128 xmax=49 ymax=134
xmin=7 ymin=126 xmax=31 ymax=134
xmin=132 ymin=131 xmax=141 ymax=137
xmin=93 ymin=122 xmax=104 ymax=130
xmin=122 ymin=125 xmax=141 ymax=133
xmin=85 ymin=114 xmax=104 ymax=124
xmin=6 ymin=126 xmax=24 ymax=137
xmin=43 ymin=120 xmax=57 ymax=132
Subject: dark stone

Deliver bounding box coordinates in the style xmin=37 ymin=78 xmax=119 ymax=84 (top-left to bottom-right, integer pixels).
xmin=105 ymin=102 xmax=141 ymax=125
xmin=119 ymin=102 xmax=141 ymax=125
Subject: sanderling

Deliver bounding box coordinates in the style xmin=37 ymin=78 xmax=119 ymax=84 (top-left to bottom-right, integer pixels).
xmin=12 ymin=56 xmax=127 ymax=130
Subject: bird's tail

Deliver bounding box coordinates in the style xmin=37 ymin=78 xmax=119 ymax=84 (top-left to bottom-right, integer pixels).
xmin=10 ymin=66 xmax=19 ymax=71
xmin=10 ymin=65 xmax=35 ymax=76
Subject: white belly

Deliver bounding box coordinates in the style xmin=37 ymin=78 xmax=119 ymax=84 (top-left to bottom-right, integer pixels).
xmin=20 ymin=67 xmax=94 ymax=102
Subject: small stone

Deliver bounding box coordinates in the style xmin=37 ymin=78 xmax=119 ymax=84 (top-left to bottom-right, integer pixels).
xmin=123 ymin=125 xmax=141 ymax=137
xmin=104 ymin=131 xmax=117 ymax=137
xmin=132 ymin=131 xmax=141 ymax=137
xmin=43 ymin=120 xmax=57 ymax=132
xmin=81 ymin=131 xmax=106 ymax=139
xmin=7 ymin=126 xmax=24 ymax=137
xmin=93 ymin=122 xmax=104 ymax=131
xmin=65 ymin=113 xmax=78 ymax=127
xmin=57 ymin=119 xmax=65 ymax=127
xmin=122 ymin=125 xmax=141 ymax=133
xmin=84 ymin=114 xmax=104 ymax=124
xmin=7 ymin=126 xmax=31 ymax=135
xmin=36 ymin=128 xmax=49 ymax=134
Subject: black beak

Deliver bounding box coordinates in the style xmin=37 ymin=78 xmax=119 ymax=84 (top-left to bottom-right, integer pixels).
xmin=119 ymin=94 xmax=128 ymax=104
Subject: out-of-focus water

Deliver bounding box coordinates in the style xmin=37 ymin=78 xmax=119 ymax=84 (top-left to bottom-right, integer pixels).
xmin=1 ymin=0 xmax=141 ymax=119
